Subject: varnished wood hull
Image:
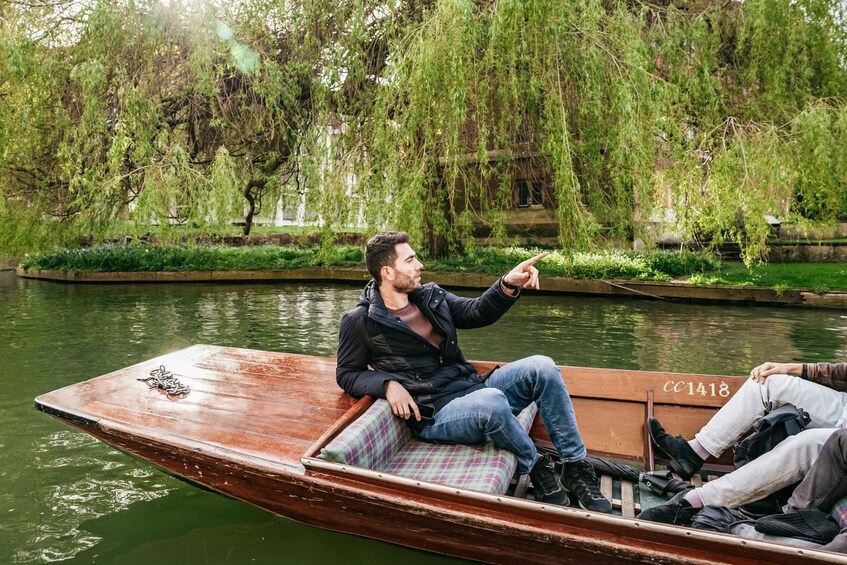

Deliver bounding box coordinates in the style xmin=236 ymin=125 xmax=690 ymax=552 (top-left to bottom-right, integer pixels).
xmin=35 ymin=345 xmax=847 ymax=564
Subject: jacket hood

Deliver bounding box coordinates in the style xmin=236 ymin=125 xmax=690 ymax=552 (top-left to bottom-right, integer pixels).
xmin=357 ymin=279 xmax=378 ymax=309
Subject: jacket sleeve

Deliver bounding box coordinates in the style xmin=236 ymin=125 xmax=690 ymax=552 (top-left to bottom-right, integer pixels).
xmin=803 ymin=363 xmax=847 ymax=393
xmin=445 ymin=277 xmax=519 ymax=330
xmin=335 ymin=311 xmax=396 ymax=398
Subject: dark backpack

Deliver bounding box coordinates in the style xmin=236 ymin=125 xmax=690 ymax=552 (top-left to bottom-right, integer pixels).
xmin=733 ymin=403 xmax=811 ymax=516
xmin=733 ymin=403 xmax=811 ymax=468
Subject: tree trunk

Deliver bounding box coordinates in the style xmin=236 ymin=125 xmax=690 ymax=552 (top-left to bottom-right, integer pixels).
xmin=243 ymin=182 xmax=260 ymax=237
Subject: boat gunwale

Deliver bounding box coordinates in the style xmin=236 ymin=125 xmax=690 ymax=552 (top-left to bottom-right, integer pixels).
xmin=34 ymin=398 xmax=99 ymax=428
xmin=300 ymin=453 xmax=846 ymax=562
xmin=44 ymin=404 xmax=847 ymax=564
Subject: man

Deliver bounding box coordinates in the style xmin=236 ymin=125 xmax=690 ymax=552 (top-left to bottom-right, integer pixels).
xmin=638 ymin=360 xmax=847 ymax=525
xmin=336 ymin=231 xmax=611 ymax=512
xmin=777 ymin=428 xmax=847 ymax=553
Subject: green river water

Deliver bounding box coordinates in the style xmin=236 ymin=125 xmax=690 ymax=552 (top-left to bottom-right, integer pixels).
xmin=2 ymin=270 xmax=846 ymax=564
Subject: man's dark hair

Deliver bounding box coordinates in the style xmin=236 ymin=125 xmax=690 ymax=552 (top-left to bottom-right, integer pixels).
xmin=365 ymin=231 xmax=410 ymax=284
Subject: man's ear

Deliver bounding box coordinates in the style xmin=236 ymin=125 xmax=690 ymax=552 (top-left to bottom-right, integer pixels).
xmin=381 ymin=265 xmax=394 ymax=282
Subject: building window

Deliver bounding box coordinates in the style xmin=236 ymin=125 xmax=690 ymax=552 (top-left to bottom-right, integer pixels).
xmin=517 ymin=180 xmax=543 ymax=208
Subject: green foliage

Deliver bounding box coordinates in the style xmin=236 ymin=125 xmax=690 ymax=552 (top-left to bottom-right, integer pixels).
xmin=0 ymin=207 xmax=82 ymax=258
xmin=23 ymin=243 xmax=364 ymax=272
xmin=359 ymin=0 xmax=664 ymax=253
xmin=24 ymin=241 xmax=846 ymax=294
xmin=426 ymin=247 xmax=718 ymax=282
xmin=1 ymin=0 xmax=846 ymax=263
xmin=23 ymin=242 xmax=712 ymax=284
xmin=790 ymin=103 xmax=847 ymax=222
xmin=736 ymin=0 xmax=847 ymax=117
xmin=688 ymin=262 xmax=847 ymax=293
xmin=671 ymin=119 xmax=793 ymax=265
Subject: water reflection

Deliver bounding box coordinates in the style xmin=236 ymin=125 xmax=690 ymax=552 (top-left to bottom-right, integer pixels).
xmin=1 ymin=271 xmax=846 ymax=564
xmin=459 ymin=295 xmax=846 ymax=376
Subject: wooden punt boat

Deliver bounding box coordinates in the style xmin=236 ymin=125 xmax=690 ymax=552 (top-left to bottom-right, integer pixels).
xmin=35 ymin=344 xmax=847 ymax=564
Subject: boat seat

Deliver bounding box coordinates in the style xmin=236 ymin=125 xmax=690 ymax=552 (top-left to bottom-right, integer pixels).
xmin=832 ymin=497 xmax=847 ymax=528
xmin=320 ymin=398 xmax=538 ymax=495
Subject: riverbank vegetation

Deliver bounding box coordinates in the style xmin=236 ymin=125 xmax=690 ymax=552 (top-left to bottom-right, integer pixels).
xmin=689 ymin=262 xmax=847 ymax=294
xmin=1 ymin=1 xmax=846 ymax=264
xmin=21 ymin=244 xmax=364 ymax=273
xmin=22 ymin=243 xmax=717 ymax=281
xmin=22 ymin=244 xmax=847 ymax=293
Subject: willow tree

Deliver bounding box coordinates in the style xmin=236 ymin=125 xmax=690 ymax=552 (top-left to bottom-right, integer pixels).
xmin=348 ymin=0 xmax=847 ymax=260
xmin=0 ymin=0 xmax=405 ymax=253
xmin=1 ymin=0 xmax=846 ymax=263
xmin=345 ymin=0 xmax=668 ymax=257
xmin=651 ymin=0 xmax=847 ymax=261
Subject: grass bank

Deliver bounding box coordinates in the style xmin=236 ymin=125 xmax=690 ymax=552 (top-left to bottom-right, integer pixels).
xmin=21 ymin=243 xmax=715 ymax=281
xmin=689 ymin=262 xmax=847 ymax=294
xmin=19 ymin=243 xmax=846 ymax=292
xmin=21 ymin=244 xmax=364 ymax=273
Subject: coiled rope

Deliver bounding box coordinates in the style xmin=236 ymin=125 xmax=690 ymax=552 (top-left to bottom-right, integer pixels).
xmin=138 ymin=365 xmax=191 ymax=397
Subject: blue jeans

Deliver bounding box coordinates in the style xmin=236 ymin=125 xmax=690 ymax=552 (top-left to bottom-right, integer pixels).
xmin=415 ymin=355 xmax=586 ymax=474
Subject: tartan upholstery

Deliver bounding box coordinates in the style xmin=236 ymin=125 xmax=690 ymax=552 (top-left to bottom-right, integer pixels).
xmin=832 ymin=497 xmax=847 ymax=529
xmin=320 ymin=399 xmax=413 ymax=470
xmin=320 ymin=398 xmax=538 ymax=494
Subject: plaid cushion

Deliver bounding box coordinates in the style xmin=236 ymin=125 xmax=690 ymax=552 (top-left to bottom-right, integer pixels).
xmin=388 ymin=402 xmax=538 ymax=494
xmin=320 ymin=399 xmax=412 ymax=469
xmin=321 ymin=398 xmax=538 ymax=495
xmin=832 ymin=496 xmax=847 ymax=529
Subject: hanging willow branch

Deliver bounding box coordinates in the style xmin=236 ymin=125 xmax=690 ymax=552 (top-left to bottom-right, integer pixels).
xmin=0 ymin=0 xmax=844 ymax=264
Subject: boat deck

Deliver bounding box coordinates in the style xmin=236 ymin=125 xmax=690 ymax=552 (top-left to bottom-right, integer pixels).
xmin=35 ymin=345 xmax=356 ymax=474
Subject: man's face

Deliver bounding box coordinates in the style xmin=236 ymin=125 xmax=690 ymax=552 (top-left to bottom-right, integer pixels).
xmin=386 ymin=243 xmax=423 ymax=293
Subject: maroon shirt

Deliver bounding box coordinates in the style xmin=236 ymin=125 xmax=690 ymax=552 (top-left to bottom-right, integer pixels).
xmin=387 ymin=302 xmax=444 ymax=349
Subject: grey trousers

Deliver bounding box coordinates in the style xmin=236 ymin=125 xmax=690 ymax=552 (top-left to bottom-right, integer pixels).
xmin=786 ymin=429 xmax=847 ymax=554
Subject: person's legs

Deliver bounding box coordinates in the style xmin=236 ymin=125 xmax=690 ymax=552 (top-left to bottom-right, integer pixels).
xmin=696 ymin=375 xmax=847 ymax=458
xmin=485 ymin=355 xmax=586 ymax=462
xmin=416 ymin=387 xmax=537 ymax=473
xmin=638 ymin=428 xmax=837 ymax=525
xmin=416 ymin=387 xmax=568 ymax=504
xmin=485 ymin=356 xmax=611 ymax=512
xmin=697 ymin=428 xmax=837 ymax=508
xmin=787 ymin=429 xmax=847 ymax=512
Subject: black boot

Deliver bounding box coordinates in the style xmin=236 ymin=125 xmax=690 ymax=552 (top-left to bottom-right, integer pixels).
xmin=648 ymin=417 xmax=704 ymax=480
xmin=636 ymin=489 xmax=699 ymax=525
xmin=528 ymin=454 xmax=569 ymax=506
xmin=560 ymin=459 xmax=613 ymax=513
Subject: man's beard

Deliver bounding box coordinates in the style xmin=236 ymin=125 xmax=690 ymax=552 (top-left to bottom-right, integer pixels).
xmin=392 ymin=272 xmax=419 ymax=294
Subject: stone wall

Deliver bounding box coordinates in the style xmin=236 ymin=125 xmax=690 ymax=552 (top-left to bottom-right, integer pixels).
xmin=766 ymin=243 xmax=847 ymax=263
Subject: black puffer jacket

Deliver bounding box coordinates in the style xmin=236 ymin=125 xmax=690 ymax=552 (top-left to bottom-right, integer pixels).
xmin=336 ymin=278 xmax=518 ymax=413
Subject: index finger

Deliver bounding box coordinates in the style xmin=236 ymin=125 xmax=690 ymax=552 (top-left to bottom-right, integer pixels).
xmin=519 ymin=251 xmax=549 ymax=267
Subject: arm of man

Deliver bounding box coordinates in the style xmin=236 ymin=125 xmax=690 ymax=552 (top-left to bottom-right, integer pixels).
xmin=447 ymin=252 xmax=548 ymax=329
xmin=501 ymin=251 xmax=548 ymax=293
xmin=749 ymin=361 xmax=847 ymax=393
xmin=384 ymin=380 xmax=421 ymax=421
xmin=803 ymin=362 xmax=847 ymax=392
xmin=335 ymin=312 xmax=397 ymax=398
xmin=335 ymin=312 xmax=422 ymax=421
